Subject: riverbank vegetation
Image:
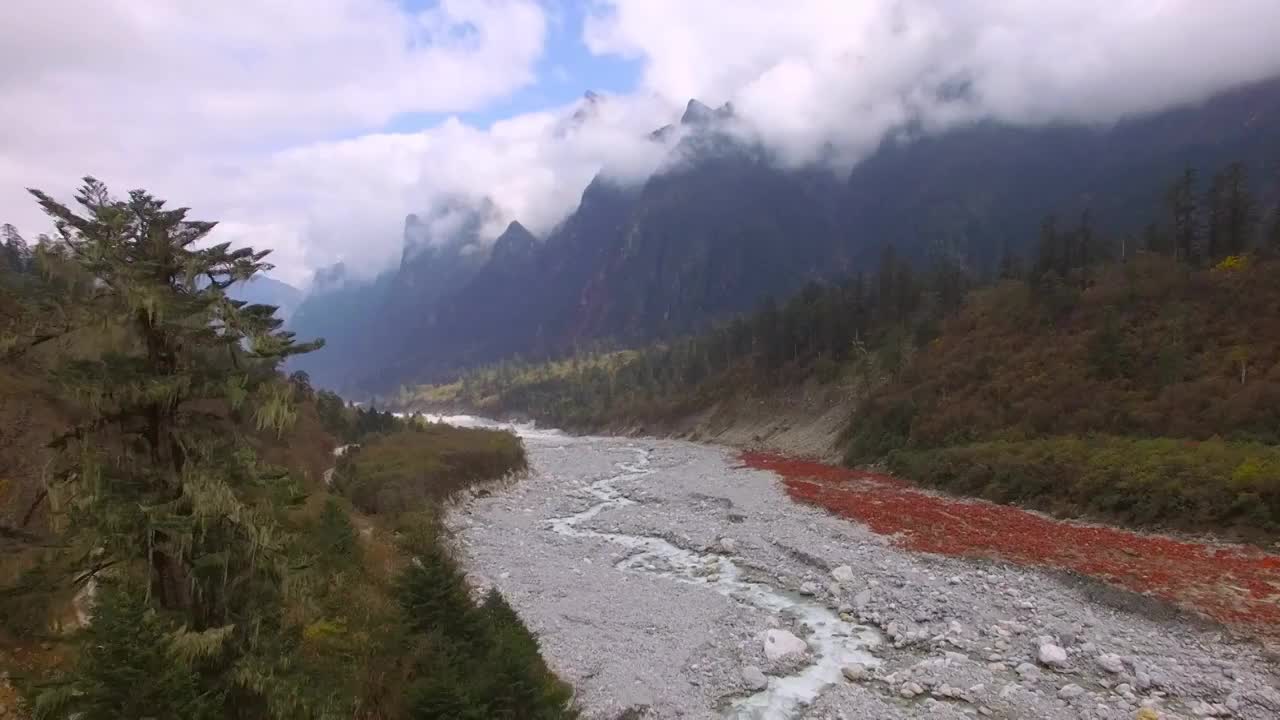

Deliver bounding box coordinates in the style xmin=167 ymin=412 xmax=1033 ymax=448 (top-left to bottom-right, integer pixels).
xmin=0 ymin=180 xmax=573 ymax=719
xmin=402 ymin=162 xmax=1280 ymax=541
xmin=334 ymin=421 xmax=527 ymax=515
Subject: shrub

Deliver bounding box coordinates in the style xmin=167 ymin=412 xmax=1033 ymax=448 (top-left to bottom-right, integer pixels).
xmin=890 ymin=435 xmax=1280 ymax=539
xmin=336 ymin=424 xmax=526 ymax=515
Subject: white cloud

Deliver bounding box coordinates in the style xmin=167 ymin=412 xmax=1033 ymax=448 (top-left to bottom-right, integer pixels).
xmin=186 ymin=92 xmax=676 ymax=284
xmin=0 ymin=0 xmax=548 ymax=284
xmin=4 ymin=0 xmax=1279 ymax=287
xmin=586 ymin=0 xmax=1280 ymax=168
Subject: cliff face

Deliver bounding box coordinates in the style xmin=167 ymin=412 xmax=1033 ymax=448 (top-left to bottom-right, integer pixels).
xmin=298 ymin=78 xmax=1280 ymax=394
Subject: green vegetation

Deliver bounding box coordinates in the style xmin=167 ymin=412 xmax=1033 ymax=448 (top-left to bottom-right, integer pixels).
xmin=406 ymin=163 xmax=1280 ymax=540
xmin=335 ymin=422 xmax=527 ymax=515
xmin=0 ymin=180 xmax=573 ymax=719
xmin=890 ymin=437 xmax=1280 ymax=538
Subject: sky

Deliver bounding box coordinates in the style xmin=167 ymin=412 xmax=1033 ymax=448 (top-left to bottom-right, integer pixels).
xmin=3 ymin=1 xmax=1280 ymax=287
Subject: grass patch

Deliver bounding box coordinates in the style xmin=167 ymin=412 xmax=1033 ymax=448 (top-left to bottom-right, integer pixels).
xmin=890 ymin=435 xmax=1280 ymax=540
xmin=335 ymin=423 xmax=527 ymax=515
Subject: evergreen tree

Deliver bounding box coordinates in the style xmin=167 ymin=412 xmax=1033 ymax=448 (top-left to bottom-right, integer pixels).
xmin=314 ymin=498 xmax=357 ymax=568
xmin=997 ymin=241 xmax=1023 ymax=280
xmin=33 ymin=583 xmax=220 ymax=720
xmin=1167 ymin=167 xmax=1202 ymax=264
xmin=20 ymin=178 xmax=322 ymax=715
xmin=1269 ymin=209 xmax=1280 ymax=256
xmin=1220 ymin=162 xmax=1257 ymax=256
xmin=397 ymin=544 xmax=485 ymax=647
xmin=1033 ymin=215 xmax=1059 ymax=279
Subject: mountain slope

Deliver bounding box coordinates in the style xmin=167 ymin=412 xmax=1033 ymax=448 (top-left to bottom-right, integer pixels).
xmin=312 ymin=78 xmax=1280 ymax=394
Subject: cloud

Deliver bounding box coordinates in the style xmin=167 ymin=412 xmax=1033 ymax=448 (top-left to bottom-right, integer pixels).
xmin=191 ymin=91 xmax=676 ymax=284
xmin=586 ymin=0 xmax=1280 ymax=168
xmin=0 ymin=0 xmax=548 ymax=284
xmin=4 ymin=0 xmax=1279 ymax=287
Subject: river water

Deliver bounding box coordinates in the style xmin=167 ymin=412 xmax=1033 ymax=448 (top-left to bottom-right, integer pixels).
xmin=433 ymin=414 xmax=880 ymax=719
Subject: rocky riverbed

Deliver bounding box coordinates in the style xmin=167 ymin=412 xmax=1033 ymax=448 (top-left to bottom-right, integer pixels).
xmin=446 ymin=423 xmax=1280 ymax=719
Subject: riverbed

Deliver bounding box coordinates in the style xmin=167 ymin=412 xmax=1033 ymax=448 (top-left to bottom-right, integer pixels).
xmin=443 ymin=419 xmax=1280 ymax=719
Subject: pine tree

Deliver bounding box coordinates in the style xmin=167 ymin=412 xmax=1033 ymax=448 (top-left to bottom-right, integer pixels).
xmin=1269 ymin=209 xmax=1280 ymax=256
xmin=397 ymin=544 xmax=486 ymax=647
xmin=1033 ymin=215 xmax=1059 ymax=279
xmin=1220 ymin=162 xmax=1257 ymax=256
xmin=33 ymin=583 xmax=221 ymax=720
xmin=1167 ymin=167 xmax=1202 ymax=264
xmin=21 ymin=179 xmax=322 ymax=715
xmin=479 ymin=589 xmax=577 ymax=719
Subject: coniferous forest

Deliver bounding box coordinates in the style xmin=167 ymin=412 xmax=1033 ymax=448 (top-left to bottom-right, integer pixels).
xmin=0 ymin=180 xmax=576 ymax=719
xmin=404 ymin=162 xmax=1280 ymax=542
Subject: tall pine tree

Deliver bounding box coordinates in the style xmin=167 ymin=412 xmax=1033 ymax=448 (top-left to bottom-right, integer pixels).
xmin=22 ymin=178 xmax=323 ymax=716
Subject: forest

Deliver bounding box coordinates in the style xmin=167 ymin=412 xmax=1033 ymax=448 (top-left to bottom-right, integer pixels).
xmin=404 ymin=162 xmax=1280 ymax=540
xmin=0 ymin=181 xmax=575 ymax=719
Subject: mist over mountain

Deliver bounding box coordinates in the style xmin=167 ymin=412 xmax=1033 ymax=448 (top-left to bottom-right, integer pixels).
xmin=225 ymin=275 xmax=303 ymax=320
xmin=289 ymin=75 xmax=1280 ymax=395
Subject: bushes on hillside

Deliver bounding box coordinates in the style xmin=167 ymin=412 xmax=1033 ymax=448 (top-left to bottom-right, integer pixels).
xmin=336 ymin=423 xmax=527 ymax=515
xmin=397 ymin=524 xmax=577 ymax=720
xmin=890 ymin=436 xmax=1280 ymax=538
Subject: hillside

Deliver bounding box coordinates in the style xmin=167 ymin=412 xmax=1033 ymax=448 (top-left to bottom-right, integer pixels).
xmin=0 ymin=183 xmax=575 ymax=720
xmin=294 ymin=78 xmax=1280 ymax=395
xmin=400 ymin=163 xmax=1280 ymax=542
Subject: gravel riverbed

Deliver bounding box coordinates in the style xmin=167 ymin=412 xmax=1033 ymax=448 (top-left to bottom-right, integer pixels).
xmin=446 ymin=426 xmax=1279 ymax=720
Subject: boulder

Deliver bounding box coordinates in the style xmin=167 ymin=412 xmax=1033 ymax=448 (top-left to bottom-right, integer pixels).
xmin=741 ymin=666 xmax=768 ymax=691
xmin=1038 ymin=643 xmax=1069 ymax=669
xmin=763 ymin=629 xmax=808 ymax=661
xmin=841 ymin=664 xmax=870 ymax=682
xmin=1057 ymin=683 xmax=1086 ymax=699
xmin=1096 ymin=653 xmax=1125 ymax=674
xmin=831 ymin=565 xmax=855 ymax=584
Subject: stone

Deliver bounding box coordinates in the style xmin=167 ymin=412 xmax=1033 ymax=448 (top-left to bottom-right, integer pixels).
xmin=719 ymin=537 xmax=737 ymax=553
xmin=763 ymin=629 xmax=808 ymax=661
xmin=853 ymin=589 xmax=872 ymax=608
xmin=1097 ymin=653 xmax=1125 ymax=674
xmin=1058 ymin=684 xmax=1086 ymax=699
xmin=1134 ymin=670 xmax=1154 ymax=691
xmin=831 ymin=565 xmax=855 ymax=584
xmin=841 ymin=664 xmax=870 ymax=682
xmin=742 ymin=666 xmax=768 ymax=691
xmin=800 ymin=581 xmax=819 ymax=596
xmin=1038 ymin=643 xmax=1069 ymax=669
xmin=1016 ymin=662 xmax=1041 ymax=680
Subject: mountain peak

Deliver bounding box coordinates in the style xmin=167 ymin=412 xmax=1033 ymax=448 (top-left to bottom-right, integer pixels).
xmin=681 ymin=99 xmax=715 ymax=125
xmin=491 ymin=220 xmax=538 ymax=266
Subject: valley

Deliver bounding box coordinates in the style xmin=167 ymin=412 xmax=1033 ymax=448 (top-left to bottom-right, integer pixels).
xmin=447 ymin=419 xmax=1280 ymax=720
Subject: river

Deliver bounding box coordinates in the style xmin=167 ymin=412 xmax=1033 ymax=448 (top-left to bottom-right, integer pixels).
xmin=437 ymin=415 xmax=1279 ymax=720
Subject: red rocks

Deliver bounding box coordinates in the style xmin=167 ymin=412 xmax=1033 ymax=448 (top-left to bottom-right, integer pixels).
xmin=739 ymin=451 xmax=1280 ymax=633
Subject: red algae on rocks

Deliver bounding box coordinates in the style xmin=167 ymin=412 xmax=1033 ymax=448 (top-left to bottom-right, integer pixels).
xmin=739 ymin=451 xmax=1280 ymax=633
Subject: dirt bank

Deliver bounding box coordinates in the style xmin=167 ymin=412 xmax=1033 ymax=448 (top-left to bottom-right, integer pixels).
xmin=604 ymin=381 xmax=854 ymax=463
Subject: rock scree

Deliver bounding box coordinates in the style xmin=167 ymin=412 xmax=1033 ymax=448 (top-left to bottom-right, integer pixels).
xmin=446 ymin=421 xmax=1280 ymax=719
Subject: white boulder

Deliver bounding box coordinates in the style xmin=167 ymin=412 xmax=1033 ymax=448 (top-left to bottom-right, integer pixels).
xmin=1096 ymin=653 xmax=1125 ymax=674
xmin=831 ymin=565 xmax=855 ymax=584
xmin=1038 ymin=643 xmax=1069 ymax=669
xmin=763 ymin=629 xmax=809 ymax=661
